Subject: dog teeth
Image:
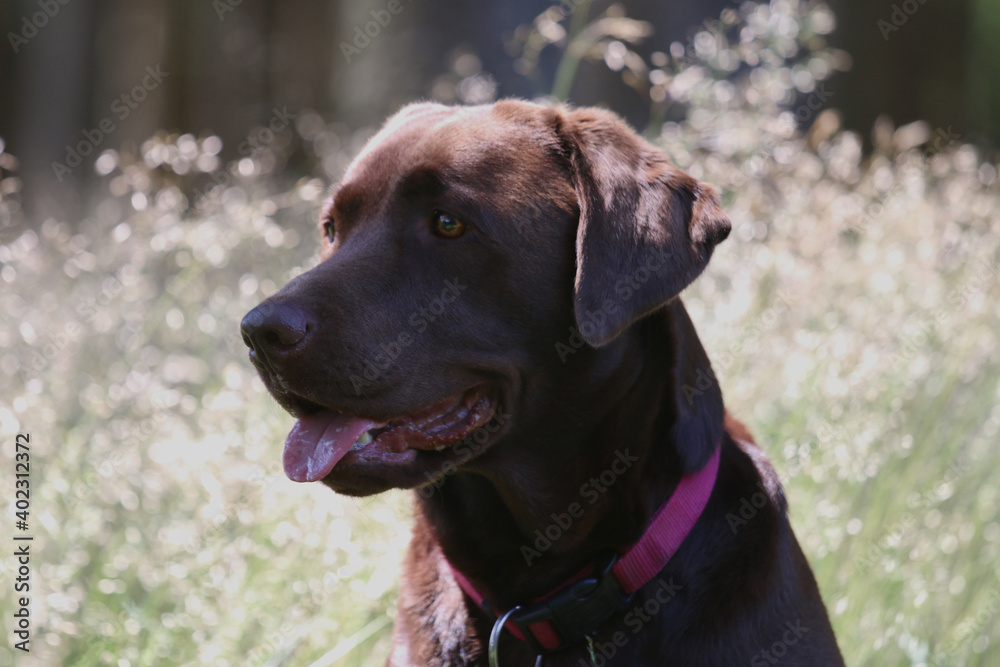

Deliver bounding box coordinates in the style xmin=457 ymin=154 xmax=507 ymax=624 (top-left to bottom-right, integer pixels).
xmin=350 ymin=431 xmax=375 ymax=452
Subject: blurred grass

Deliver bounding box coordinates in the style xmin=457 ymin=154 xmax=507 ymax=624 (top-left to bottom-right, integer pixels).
xmin=1 ymin=1 xmax=999 ymax=666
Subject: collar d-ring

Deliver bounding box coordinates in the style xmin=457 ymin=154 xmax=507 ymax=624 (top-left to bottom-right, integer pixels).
xmin=489 ymin=605 xmax=543 ymax=667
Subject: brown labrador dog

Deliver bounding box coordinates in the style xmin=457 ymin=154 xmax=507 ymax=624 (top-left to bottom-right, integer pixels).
xmin=241 ymin=100 xmax=844 ymax=666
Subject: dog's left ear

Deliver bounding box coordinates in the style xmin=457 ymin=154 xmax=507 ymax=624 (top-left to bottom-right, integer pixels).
xmin=551 ymin=106 xmax=731 ymax=347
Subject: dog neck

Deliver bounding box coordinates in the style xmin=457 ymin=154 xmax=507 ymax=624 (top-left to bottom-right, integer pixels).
xmin=416 ymin=298 xmax=725 ymax=609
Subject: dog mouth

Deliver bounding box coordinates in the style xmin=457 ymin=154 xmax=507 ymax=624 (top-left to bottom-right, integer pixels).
xmin=282 ymin=385 xmax=497 ymax=482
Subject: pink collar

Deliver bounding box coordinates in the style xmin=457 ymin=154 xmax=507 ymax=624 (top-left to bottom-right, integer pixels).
xmin=447 ymin=444 xmax=721 ymax=655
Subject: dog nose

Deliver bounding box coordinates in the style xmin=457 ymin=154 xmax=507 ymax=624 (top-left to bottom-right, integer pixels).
xmin=241 ymin=302 xmax=313 ymax=366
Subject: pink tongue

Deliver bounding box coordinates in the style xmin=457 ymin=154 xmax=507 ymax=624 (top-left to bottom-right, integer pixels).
xmin=283 ymin=411 xmax=379 ymax=482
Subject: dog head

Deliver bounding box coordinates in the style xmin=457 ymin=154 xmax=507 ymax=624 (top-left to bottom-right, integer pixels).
xmin=241 ymin=100 xmax=730 ymax=495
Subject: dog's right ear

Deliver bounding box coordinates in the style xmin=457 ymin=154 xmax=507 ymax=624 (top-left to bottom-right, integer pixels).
xmin=545 ymin=106 xmax=731 ymax=347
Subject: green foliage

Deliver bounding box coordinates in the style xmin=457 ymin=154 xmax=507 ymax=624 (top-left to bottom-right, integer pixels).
xmin=1 ymin=1 xmax=998 ymax=665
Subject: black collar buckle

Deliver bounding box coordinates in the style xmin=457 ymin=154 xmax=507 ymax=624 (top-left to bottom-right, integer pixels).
xmin=507 ymin=553 xmax=635 ymax=654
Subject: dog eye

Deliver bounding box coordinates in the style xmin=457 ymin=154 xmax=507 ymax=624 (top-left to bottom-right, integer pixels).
xmin=322 ymin=220 xmax=335 ymax=241
xmin=431 ymin=211 xmax=466 ymax=239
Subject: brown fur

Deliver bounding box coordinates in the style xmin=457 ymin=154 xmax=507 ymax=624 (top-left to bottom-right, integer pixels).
xmin=241 ymin=100 xmax=844 ymax=665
